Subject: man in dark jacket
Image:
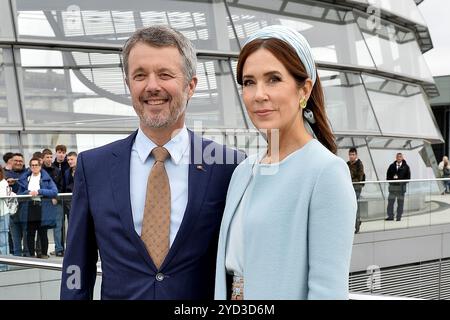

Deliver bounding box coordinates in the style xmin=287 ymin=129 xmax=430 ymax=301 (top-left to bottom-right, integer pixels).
xmin=42 ymin=148 xmax=65 ymax=257
xmin=347 ymin=147 xmax=365 ymax=233
xmin=42 ymin=149 xmax=62 ymax=190
xmin=386 ymin=153 xmax=411 ymax=221
xmin=53 ymin=145 xmax=69 ymax=181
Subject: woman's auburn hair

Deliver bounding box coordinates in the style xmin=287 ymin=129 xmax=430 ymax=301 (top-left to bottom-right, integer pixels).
xmin=237 ymin=38 xmax=337 ymax=154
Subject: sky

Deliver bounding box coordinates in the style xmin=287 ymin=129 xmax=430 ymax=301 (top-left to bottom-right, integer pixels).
xmin=419 ymin=0 xmax=450 ymax=76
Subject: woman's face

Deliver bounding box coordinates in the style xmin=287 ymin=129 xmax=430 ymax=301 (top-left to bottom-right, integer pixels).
xmin=30 ymin=160 xmax=41 ymax=175
xmin=241 ymin=48 xmax=310 ymax=132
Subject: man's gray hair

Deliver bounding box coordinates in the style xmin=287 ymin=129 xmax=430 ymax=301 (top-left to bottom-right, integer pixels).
xmin=122 ymin=25 xmax=197 ymax=83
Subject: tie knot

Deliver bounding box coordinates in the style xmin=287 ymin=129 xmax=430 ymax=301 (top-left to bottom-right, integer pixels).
xmin=152 ymin=146 xmax=170 ymax=162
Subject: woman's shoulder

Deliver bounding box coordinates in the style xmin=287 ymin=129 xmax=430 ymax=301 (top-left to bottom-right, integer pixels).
xmin=304 ymin=139 xmax=347 ymax=170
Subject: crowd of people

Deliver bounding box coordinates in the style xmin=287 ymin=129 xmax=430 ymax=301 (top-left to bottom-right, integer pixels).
xmin=0 ymin=145 xmax=77 ymax=259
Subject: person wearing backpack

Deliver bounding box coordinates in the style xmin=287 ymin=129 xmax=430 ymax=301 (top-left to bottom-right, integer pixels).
xmin=347 ymin=148 xmax=365 ymax=233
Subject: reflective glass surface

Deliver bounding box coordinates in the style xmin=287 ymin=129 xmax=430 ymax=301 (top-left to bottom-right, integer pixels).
xmin=16 ymin=49 xmax=244 ymax=130
xmin=354 ymin=180 xmax=447 ymax=233
xmin=0 ymin=48 xmax=22 ymax=127
xmin=363 ymin=74 xmax=441 ymax=139
xmin=370 ymin=141 xmax=437 ymax=180
xmin=367 ymin=0 xmax=426 ymax=26
xmin=320 ymin=70 xmax=380 ymax=134
xmin=0 ymin=0 xmax=14 ymax=41
xmin=20 ymin=132 xmax=129 ymax=161
xmin=227 ymin=0 xmax=375 ymax=67
xmin=14 ymin=0 xmax=238 ymax=51
xmin=187 ymin=58 xmax=246 ymax=129
xmin=337 ymin=137 xmax=378 ymax=181
xmin=17 ymin=48 xmax=135 ymax=129
xmin=357 ymin=14 xmax=433 ymax=82
xmin=0 ymin=133 xmax=21 ymax=161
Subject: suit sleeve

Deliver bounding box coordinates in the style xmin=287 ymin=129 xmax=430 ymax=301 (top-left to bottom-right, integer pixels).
xmin=307 ymin=159 xmax=357 ymax=299
xmin=60 ymin=152 xmax=98 ymax=300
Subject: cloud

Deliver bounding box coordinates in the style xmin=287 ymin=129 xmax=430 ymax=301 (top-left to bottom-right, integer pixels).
xmin=419 ymin=0 xmax=450 ymax=76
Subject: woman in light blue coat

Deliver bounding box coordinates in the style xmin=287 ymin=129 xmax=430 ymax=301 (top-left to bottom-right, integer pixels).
xmin=214 ymin=25 xmax=357 ymax=300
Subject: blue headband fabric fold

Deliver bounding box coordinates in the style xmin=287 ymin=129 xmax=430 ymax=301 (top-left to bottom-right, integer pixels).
xmin=243 ymin=25 xmax=317 ymax=85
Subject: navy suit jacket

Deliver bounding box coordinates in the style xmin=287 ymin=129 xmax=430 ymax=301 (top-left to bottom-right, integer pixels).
xmin=60 ymin=130 xmax=244 ymax=299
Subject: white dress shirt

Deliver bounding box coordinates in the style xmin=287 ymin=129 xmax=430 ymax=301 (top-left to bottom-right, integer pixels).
xmin=130 ymin=126 xmax=190 ymax=247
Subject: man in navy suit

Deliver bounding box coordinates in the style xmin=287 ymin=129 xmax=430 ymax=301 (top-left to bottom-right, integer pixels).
xmin=60 ymin=25 xmax=244 ymax=300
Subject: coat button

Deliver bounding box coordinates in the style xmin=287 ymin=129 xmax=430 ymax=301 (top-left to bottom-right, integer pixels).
xmin=156 ymin=273 xmax=164 ymax=281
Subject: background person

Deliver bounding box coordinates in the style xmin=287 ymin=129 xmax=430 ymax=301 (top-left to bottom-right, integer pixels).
xmin=347 ymin=147 xmax=365 ymax=233
xmin=17 ymin=158 xmax=58 ymax=258
xmin=438 ymin=156 xmax=450 ymax=194
xmin=386 ymin=153 xmax=411 ymax=221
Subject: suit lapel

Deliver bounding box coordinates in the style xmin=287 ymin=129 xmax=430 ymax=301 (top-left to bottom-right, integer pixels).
xmin=110 ymin=130 xmax=156 ymax=270
xmin=161 ymin=130 xmax=212 ymax=269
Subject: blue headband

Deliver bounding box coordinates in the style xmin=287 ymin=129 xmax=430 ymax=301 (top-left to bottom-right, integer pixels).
xmin=243 ymin=25 xmax=317 ymax=85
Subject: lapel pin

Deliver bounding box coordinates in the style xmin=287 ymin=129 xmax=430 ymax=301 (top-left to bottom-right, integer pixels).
xmin=196 ymin=165 xmax=206 ymax=172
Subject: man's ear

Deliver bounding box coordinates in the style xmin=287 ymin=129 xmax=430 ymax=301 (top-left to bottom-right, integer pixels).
xmin=187 ymin=76 xmax=198 ymax=100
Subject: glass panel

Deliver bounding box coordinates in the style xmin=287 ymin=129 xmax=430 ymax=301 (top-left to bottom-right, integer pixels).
xmin=17 ymin=48 xmax=137 ymax=129
xmin=0 ymin=0 xmax=15 ymax=41
xmin=355 ymin=180 xmax=432 ymax=233
xmin=370 ymin=142 xmax=437 ymax=180
xmin=357 ymin=14 xmax=433 ymax=82
xmin=320 ymin=70 xmax=380 ymax=134
xmin=337 ymin=137 xmax=382 ymax=234
xmin=350 ymin=178 xmax=450 ymax=234
xmin=14 ymin=0 xmax=238 ymax=51
xmin=363 ymin=74 xmax=442 ymax=139
xmin=20 ymin=133 xmax=129 ymax=161
xmin=0 ymin=48 xmax=22 ymax=127
xmin=227 ymin=0 xmax=375 ymax=67
xmin=0 ymin=134 xmax=21 ymax=165
xmin=187 ymin=58 xmax=246 ymax=129
xmin=368 ymin=0 xmax=426 ymax=26
xmin=0 ymin=257 xmax=102 ymax=299
xmin=17 ymin=49 xmax=244 ymax=130
xmin=337 ymin=137 xmax=378 ymax=181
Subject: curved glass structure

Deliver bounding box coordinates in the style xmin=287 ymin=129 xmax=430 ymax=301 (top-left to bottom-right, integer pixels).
xmin=0 ymin=0 xmax=443 ymax=180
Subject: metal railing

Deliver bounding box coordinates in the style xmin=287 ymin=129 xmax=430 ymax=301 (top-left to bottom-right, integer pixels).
xmin=0 ymin=254 xmax=416 ymax=300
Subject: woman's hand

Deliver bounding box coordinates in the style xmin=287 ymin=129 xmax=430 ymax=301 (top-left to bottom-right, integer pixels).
xmin=29 ymin=190 xmax=39 ymax=197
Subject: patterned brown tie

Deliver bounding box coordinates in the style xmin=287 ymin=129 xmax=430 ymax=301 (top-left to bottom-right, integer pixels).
xmin=141 ymin=146 xmax=171 ymax=269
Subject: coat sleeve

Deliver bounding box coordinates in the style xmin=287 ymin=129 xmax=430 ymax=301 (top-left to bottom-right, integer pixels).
xmin=60 ymin=152 xmax=98 ymax=300
xmin=38 ymin=179 xmax=58 ymax=198
xmin=307 ymin=158 xmax=357 ymax=299
xmin=386 ymin=164 xmax=393 ymax=180
xmin=358 ymin=161 xmax=365 ymax=181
